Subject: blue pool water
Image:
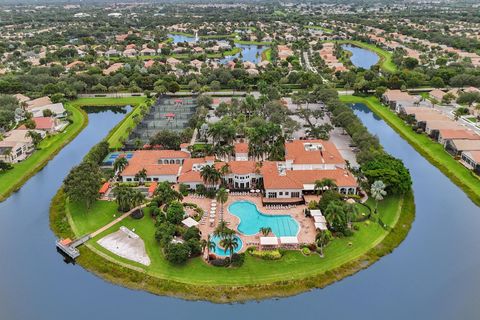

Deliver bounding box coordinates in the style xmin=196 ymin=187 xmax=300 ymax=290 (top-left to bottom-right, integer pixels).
xmin=102 ymin=152 xmax=134 ymax=166
xmin=211 ymin=235 xmax=243 ymax=257
xmin=228 ymin=201 xmax=299 ymax=237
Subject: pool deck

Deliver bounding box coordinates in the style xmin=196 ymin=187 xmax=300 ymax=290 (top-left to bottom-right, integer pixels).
xmin=182 ymin=194 xmax=317 ymax=251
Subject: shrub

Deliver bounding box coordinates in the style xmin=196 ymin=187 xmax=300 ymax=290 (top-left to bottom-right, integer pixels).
xmin=179 ymin=183 xmax=189 ymax=196
xmin=231 ymin=253 xmax=245 ymax=267
xmin=164 ymin=243 xmax=190 ymax=265
xmin=250 ymin=249 xmax=282 ymax=260
xmin=210 ymin=258 xmax=229 ymax=267
xmin=301 ymin=247 xmax=311 ymax=256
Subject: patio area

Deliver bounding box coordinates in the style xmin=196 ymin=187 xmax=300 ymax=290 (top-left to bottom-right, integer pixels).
xmin=182 ymin=193 xmax=317 ymax=252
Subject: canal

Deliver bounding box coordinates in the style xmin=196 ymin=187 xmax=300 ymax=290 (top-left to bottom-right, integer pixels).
xmin=0 ymin=103 xmax=479 ymax=320
xmin=342 ymin=44 xmax=379 ymax=69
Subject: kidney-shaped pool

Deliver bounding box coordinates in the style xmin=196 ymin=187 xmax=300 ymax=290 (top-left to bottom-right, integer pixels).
xmin=228 ymin=201 xmax=299 ymax=237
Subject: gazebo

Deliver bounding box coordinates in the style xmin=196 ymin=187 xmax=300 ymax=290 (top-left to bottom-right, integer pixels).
xmin=182 ymin=217 xmax=199 ymax=228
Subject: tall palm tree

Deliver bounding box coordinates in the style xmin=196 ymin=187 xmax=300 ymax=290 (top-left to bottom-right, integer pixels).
xmin=200 ymin=165 xmax=221 ymax=189
xmin=315 ymin=230 xmax=330 ymax=257
xmin=216 ymin=187 xmax=228 ymax=221
xmin=220 ymin=163 xmax=231 ymax=186
xmin=314 ymin=178 xmax=338 ymax=195
xmin=220 ymin=233 xmax=239 ymax=262
xmin=370 ymin=180 xmax=387 ymax=215
xmin=201 ymin=234 xmax=216 ymax=261
xmin=113 ymin=156 xmax=128 ymax=175
xmin=135 ymin=168 xmax=148 ymax=185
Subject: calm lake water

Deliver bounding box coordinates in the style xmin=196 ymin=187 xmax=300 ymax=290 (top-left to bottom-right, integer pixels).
xmin=342 ymin=44 xmax=379 ymax=69
xmin=0 ymin=103 xmax=479 ymax=320
xmin=168 ymin=34 xmax=266 ymax=64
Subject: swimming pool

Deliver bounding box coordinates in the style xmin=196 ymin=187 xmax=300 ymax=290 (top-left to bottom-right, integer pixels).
xmin=228 ymin=201 xmax=299 ymax=237
xmin=210 ymin=235 xmax=243 ymax=257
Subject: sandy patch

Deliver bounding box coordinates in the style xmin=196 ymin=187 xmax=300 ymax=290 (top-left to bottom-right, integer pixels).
xmin=97 ymin=226 xmax=151 ymax=266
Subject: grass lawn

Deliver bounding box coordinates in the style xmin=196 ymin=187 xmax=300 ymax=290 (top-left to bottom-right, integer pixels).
xmin=0 ymin=104 xmax=87 ymax=202
xmin=71 ymin=96 xmax=148 ymax=149
xmin=67 ymin=193 xmax=405 ymax=286
xmin=262 ymin=48 xmax=272 ymax=61
xmin=340 ymin=95 xmax=480 ymax=206
xmin=234 ymin=40 xmax=272 ymax=46
xmin=330 ymin=40 xmax=397 ymax=73
xmin=305 ymin=25 xmax=334 ymax=33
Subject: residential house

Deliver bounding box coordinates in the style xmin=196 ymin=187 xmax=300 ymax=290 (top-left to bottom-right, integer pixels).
xmin=0 ymin=129 xmax=45 ymax=163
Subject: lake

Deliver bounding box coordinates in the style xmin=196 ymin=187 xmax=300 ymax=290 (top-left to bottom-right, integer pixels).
xmin=168 ymin=34 xmax=267 ymax=64
xmin=0 ymin=103 xmax=479 ymax=320
xmin=342 ymin=44 xmax=379 ymax=69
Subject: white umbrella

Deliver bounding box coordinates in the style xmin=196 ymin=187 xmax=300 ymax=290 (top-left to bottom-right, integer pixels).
xmin=211 ymin=203 xmax=217 ymax=208
xmin=212 ymin=199 xmax=217 ymax=203
xmin=250 ymin=189 xmax=255 ymax=193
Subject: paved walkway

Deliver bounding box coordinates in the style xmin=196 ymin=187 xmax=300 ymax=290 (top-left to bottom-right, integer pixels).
xmin=90 ymin=204 xmax=147 ymax=238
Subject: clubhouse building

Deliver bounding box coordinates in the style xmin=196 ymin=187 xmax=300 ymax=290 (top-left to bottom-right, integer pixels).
xmin=113 ymin=139 xmax=358 ymax=203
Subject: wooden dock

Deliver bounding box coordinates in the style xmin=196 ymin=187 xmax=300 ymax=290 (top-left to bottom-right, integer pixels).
xmin=55 ymin=203 xmax=147 ymax=261
xmin=56 ymin=234 xmax=91 ymax=260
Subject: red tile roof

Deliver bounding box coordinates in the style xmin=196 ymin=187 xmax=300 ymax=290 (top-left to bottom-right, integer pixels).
xmin=99 ymin=182 xmax=110 ymax=194
xmin=32 ymin=117 xmax=55 ymax=130
xmin=121 ymin=150 xmax=189 ymax=176
xmin=285 ymin=139 xmax=344 ymax=165
xmin=234 ymin=142 xmax=249 ymax=154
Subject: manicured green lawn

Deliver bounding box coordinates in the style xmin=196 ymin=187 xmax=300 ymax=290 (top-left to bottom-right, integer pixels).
xmin=0 ymin=104 xmax=87 ymax=201
xmin=234 ymin=40 xmax=272 ymax=46
xmin=305 ymin=25 xmax=334 ymax=33
xmin=262 ymin=48 xmax=272 ymax=61
xmin=72 ymin=96 xmax=148 ymax=149
xmin=332 ymin=40 xmax=397 ymax=73
xmin=340 ymin=95 xmax=480 ymax=206
xmin=67 ymin=194 xmax=404 ymax=286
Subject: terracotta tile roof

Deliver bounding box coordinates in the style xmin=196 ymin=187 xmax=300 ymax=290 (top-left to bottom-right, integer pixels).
xmin=227 ymin=161 xmax=256 ymax=175
xmin=32 ymin=117 xmax=54 ymax=130
xmin=178 ymin=158 xmax=206 ymax=183
xmin=287 ymin=169 xmax=357 ymax=187
xmin=285 ymin=139 xmax=344 ymax=165
xmin=415 ymin=112 xmax=450 ymax=122
xmin=234 ymin=142 xmax=248 ymax=153
xmin=439 ymin=129 xmax=480 ymax=140
xmin=121 ymin=150 xmax=189 ymax=176
xmin=451 ymin=139 xmax=480 ymax=151
xmin=260 ymin=162 xmax=304 ymax=189
xmin=463 ymin=150 xmax=480 ymax=163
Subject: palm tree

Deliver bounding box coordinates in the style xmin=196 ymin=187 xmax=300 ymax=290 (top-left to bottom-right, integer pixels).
xmin=314 ymin=178 xmax=338 ymax=195
xmin=259 ymin=227 xmax=272 ymax=236
xmin=216 ymin=187 xmax=229 ymax=221
xmin=113 ymin=156 xmax=128 ymax=175
xmin=370 ymin=180 xmax=387 ymax=215
xmin=324 ymin=201 xmax=345 ymax=231
xmin=219 ymin=233 xmax=239 ymax=262
xmin=200 ymin=165 xmax=221 ymax=189
xmin=315 ymin=230 xmax=330 ymax=257
xmin=135 ymin=168 xmax=148 ymax=185
xmin=26 ymin=130 xmax=42 ymax=149
xmin=201 ymin=234 xmax=216 ymax=261
xmin=220 ymin=163 xmax=231 ymax=187
xmin=213 ymin=220 xmax=230 ymax=239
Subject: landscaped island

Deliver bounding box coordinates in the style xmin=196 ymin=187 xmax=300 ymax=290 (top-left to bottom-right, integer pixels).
xmin=50 ymin=91 xmax=415 ymax=302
